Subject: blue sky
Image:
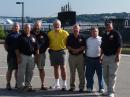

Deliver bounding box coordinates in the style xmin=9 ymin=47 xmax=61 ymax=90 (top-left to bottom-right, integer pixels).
xmin=0 ymin=0 xmax=130 ymax=17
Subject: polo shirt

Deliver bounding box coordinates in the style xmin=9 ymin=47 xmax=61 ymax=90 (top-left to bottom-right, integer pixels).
xmin=67 ymin=33 xmax=85 ymax=55
xmin=86 ymin=36 xmax=101 ymax=57
xmin=5 ymin=32 xmax=20 ymax=57
xmin=48 ymin=29 xmax=69 ymax=51
xmin=31 ymin=29 xmax=49 ymax=54
xmin=101 ymin=30 xmax=122 ymax=56
xmin=17 ymin=33 xmax=39 ymax=56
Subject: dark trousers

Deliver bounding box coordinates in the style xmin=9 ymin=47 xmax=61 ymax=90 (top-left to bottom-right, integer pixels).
xmin=85 ymin=57 xmax=104 ymax=90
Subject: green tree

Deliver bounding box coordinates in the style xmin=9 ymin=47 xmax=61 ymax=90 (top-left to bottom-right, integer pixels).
xmin=0 ymin=25 xmax=6 ymax=39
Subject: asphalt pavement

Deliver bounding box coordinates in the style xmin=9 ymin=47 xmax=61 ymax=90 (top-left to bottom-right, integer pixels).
xmin=0 ymin=44 xmax=130 ymax=97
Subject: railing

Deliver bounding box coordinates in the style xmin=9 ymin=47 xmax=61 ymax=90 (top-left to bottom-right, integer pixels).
xmin=1 ymin=23 xmax=130 ymax=45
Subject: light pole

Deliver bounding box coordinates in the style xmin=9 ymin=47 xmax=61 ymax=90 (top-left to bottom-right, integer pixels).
xmin=16 ymin=1 xmax=24 ymax=30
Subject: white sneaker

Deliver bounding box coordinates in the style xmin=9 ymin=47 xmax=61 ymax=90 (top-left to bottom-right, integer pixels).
xmin=61 ymin=80 xmax=67 ymax=91
xmin=52 ymin=83 xmax=61 ymax=90
xmin=102 ymin=92 xmax=109 ymax=96
xmin=99 ymin=89 xmax=105 ymax=93
xmin=109 ymin=93 xmax=114 ymax=97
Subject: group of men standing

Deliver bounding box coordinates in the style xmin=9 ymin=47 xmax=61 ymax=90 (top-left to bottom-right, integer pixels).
xmin=4 ymin=19 xmax=122 ymax=97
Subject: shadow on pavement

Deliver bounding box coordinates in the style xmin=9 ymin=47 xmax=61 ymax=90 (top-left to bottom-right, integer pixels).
xmin=0 ymin=88 xmax=102 ymax=97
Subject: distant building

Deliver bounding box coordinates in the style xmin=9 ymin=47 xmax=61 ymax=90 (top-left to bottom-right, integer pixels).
xmin=106 ymin=18 xmax=130 ymax=28
xmin=105 ymin=18 xmax=130 ymax=45
xmin=0 ymin=18 xmax=14 ymax=25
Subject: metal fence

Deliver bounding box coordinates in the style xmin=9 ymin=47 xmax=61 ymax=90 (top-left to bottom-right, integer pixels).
xmin=2 ymin=24 xmax=130 ymax=46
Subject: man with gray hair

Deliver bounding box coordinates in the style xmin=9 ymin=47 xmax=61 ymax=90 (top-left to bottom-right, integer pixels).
xmin=48 ymin=19 xmax=69 ymax=91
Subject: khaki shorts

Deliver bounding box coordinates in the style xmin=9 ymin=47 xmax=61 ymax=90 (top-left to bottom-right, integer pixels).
xmin=36 ymin=53 xmax=46 ymax=69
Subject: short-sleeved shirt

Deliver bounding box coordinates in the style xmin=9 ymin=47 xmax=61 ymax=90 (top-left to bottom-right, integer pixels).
xmin=5 ymin=32 xmax=20 ymax=57
xmin=31 ymin=29 xmax=49 ymax=54
xmin=66 ymin=33 xmax=85 ymax=55
xmin=86 ymin=36 xmax=102 ymax=57
xmin=17 ymin=33 xmax=39 ymax=56
xmin=101 ymin=30 xmax=122 ymax=56
xmin=5 ymin=31 xmax=20 ymax=70
xmin=48 ymin=29 xmax=69 ymax=51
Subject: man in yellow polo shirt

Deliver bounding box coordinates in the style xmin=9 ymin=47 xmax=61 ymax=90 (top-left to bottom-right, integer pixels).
xmin=48 ymin=19 xmax=69 ymax=91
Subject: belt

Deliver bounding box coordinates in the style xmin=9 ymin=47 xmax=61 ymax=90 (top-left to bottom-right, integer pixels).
xmin=49 ymin=49 xmax=65 ymax=52
xmin=22 ymin=53 xmax=34 ymax=56
xmin=87 ymin=56 xmax=100 ymax=59
xmin=70 ymin=53 xmax=83 ymax=56
xmin=104 ymin=54 xmax=115 ymax=56
xmin=21 ymin=54 xmax=34 ymax=58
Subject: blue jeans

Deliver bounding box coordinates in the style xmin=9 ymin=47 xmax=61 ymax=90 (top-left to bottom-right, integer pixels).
xmin=85 ymin=57 xmax=104 ymax=90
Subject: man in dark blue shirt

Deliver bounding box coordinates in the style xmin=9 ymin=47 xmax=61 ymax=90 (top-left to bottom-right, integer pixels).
xmin=4 ymin=22 xmax=20 ymax=90
xmin=16 ymin=24 xmax=39 ymax=91
xmin=66 ymin=24 xmax=85 ymax=92
xmin=100 ymin=21 xmax=122 ymax=97
xmin=31 ymin=20 xmax=49 ymax=90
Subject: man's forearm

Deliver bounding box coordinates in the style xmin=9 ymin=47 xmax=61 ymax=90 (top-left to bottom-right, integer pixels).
xmin=15 ymin=49 xmax=20 ymax=58
xmin=77 ymin=46 xmax=85 ymax=52
xmin=100 ymin=49 xmax=104 ymax=58
xmin=116 ymin=48 xmax=122 ymax=56
xmin=67 ymin=46 xmax=75 ymax=51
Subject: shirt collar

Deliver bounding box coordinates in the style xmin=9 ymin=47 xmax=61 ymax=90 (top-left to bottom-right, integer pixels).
xmin=54 ymin=29 xmax=62 ymax=33
xmin=91 ymin=36 xmax=99 ymax=39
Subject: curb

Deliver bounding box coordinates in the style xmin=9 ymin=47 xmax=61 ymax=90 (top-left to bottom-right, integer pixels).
xmin=0 ymin=40 xmax=5 ymax=44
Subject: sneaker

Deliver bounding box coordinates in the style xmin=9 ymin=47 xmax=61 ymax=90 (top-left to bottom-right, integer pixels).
xmin=102 ymin=92 xmax=109 ymax=96
xmin=86 ymin=88 xmax=93 ymax=93
xmin=108 ymin=93 xmax=114 ymax=97
xmin=41 ymin=84 xmax=48 ymax=90
xmin=52 ymin=83 xmax=61 ymax=90
xmin=68 ymin=88 xmax=75 ymax=91
xmin=6 ymin=83 xmax=12 ymax=90
xmin=99 ymin=89 xmax=105 ymax=93
xmin=15 ymin=83 xmax=17 ymax=88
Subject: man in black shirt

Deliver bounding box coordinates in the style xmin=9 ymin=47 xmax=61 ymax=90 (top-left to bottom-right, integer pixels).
xmin=66 ymin=24 xmax=85 ymax=92
xmin=100 ymin=21 xmax=122 ymax=97
xmin=4 ymin=22 xmax=20 ymax=90
xmin=31 ymin=20 xmax=49 ymax=90
xmin=16 ymin=24 xmax=39 ymax=91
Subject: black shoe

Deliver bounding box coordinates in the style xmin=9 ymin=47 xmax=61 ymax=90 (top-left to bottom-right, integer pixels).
xmin=79 ymin=89 xmax=84 ymax=92
xmin=17 ymin=86 xmax=25 ymax=91
xmin=41 ymin=84 xmax=48 ymax=90
xmin=24 ymin=86 xmax=32 ymax=92
xmin=15 ymin=83 xmax=17 ymax=88
xmin=86 ymin=88 xmax=93 ymax=93
xmin=68 ymin=88 xmax=75 ymax=91
xmin=6 ymin=83 xmax=12 ymax=90
xmin=61 ymin=88 xmax=67 ymax=91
